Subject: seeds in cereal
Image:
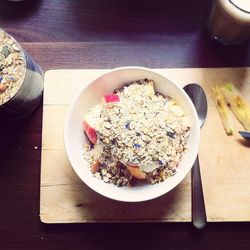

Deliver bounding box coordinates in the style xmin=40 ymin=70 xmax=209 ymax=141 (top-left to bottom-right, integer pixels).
xmin=82 ymin=79 xmax=190 ymax=187
xmin=0 ymin=29 xmax=25 ymax=105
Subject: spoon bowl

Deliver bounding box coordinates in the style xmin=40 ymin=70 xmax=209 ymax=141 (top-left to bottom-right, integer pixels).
xmin=183 ymin=84 xmax=207 ymax=127
xmin=239 ymin=131 xmax=250 ymax=140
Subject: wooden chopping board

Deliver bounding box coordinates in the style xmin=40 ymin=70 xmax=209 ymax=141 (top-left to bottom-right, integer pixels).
xmin=40 ymin=68 xmax=250 ymax=223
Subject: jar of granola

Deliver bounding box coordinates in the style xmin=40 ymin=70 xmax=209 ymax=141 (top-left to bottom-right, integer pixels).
xmin=0 ymin=29 xmax=43 ymax=121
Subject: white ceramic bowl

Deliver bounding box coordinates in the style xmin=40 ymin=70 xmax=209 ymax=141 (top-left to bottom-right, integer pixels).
xmin=64 ymin=67 xmax=200 ymax=202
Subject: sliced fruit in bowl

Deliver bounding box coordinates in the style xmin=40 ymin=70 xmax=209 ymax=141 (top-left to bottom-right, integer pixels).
xmin=102 ymin=94 xmax=120 ymax=103
xmin=82 ymin=104 xmax=100 ymax=144
xmin=83 ymin=93 xmax=120 ymax=144
xmin=126 ymin=165 xmax=146 ymax=180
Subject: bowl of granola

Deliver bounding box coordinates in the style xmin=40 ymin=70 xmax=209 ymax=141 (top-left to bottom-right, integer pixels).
xmin=64 ymin=67 xmax=200 ymax=202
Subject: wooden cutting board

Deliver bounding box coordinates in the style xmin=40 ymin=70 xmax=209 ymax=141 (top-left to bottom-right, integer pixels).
xmin=40 ymin=68 xmax=250 ymax=223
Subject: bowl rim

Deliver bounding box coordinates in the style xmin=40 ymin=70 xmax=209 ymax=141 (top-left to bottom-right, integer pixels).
xmin=64 ymin=66 xmax=200 ymax=202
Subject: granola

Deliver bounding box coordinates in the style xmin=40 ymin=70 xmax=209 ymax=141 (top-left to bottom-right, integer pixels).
xmin=83 ymin=79 xmax=190 ymax=186
xmin=0 ymin=29 xmax=26 ymax=105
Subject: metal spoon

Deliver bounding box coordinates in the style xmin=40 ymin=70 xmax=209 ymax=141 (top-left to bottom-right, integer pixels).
xmin=239 ymin=131 xmax=250 ymax=141
xmin=184 ymin=83 xmax=208 ymax=230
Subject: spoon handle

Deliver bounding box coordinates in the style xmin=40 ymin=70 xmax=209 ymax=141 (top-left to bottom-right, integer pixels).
xmin=192 ymin=155 xmax=207 ymax=229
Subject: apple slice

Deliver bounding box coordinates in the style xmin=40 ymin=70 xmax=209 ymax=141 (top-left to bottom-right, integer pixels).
xmin=126 ymin=165 xmax=146 ymax=180
xmin=102 ymin=94 xmax=120 ymax=109
xmin=83 ymin=104 xmax=101 ymax=144
xmin=144 ymin=80 xmax=155 ymax=97
xmin=91 ymin=160 xmax=101 ymax=174
xmin=0 ymin=83 xmax=7 ymax=93
xmin=103 ymin=94 xmax=120 ymax=103
xmin=83 ymin=94 xmax=119 ymax=143
xmin=83 ymin=121 xmax=97 ymax=144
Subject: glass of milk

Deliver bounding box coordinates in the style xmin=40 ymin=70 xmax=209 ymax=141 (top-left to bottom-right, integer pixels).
xmin=208 ymin=0 xmax=250 ymax=45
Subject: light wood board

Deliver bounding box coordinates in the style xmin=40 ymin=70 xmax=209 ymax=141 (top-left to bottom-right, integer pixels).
xmin=40 ymin=68 xmax=250 ymax=223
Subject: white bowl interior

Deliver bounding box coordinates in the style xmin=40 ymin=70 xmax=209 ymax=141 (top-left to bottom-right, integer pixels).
xmin=64 ymin=67 xmax=200 ymax=202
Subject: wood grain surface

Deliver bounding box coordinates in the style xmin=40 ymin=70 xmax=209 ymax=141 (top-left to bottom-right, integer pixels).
xmin=40 ymin=68 xmax=250 ymax=224
xmin=1 ymin=0 xmax=250 ymax=249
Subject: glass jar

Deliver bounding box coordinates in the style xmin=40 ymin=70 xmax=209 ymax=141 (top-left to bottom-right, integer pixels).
xmin=0 ymin=29 xmax=44 ymax=121
xmin=208 ymin=0 xmax=250 ymax=45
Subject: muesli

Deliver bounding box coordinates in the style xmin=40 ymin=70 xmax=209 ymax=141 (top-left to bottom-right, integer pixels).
xmin=82 ymin=79 xmax=190 ymax=187
xmin=0 ymin=29 xmax=25 ymax=105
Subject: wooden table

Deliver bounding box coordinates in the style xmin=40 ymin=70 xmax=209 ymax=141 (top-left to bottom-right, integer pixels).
xmin=1 ymin=0 xmax=250 ymax=249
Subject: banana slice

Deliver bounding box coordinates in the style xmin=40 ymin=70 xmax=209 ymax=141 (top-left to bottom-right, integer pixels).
xmin=220 ymin=83 xmax=250 ymax=131
xmin=212 ymin=84 xmax=234 ymax=135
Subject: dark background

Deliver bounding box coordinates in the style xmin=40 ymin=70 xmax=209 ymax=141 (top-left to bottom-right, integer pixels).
xmin=0 ymin=0 xmax=250 ymax=249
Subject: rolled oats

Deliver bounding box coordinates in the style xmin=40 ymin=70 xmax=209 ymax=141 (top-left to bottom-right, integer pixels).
xmin=83 ymin=79 xmax=191 ymax=187
xmin=0 ymin=30 xmax=25 ymax=105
